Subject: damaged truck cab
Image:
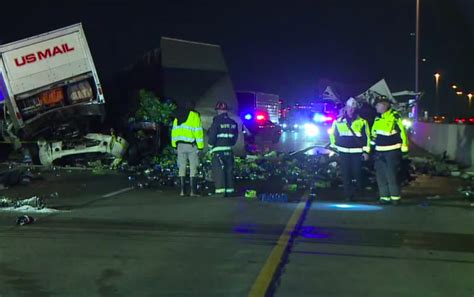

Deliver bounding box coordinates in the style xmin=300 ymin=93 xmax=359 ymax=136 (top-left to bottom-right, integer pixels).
xmin=0 ymin=23 xmax=127 ymax=165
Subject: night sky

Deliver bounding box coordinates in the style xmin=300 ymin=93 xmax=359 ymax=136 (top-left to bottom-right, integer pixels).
xmin=1 ymin=0 xmax=473 ymax=115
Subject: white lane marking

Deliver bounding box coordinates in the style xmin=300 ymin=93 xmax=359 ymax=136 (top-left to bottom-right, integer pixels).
xmin=101 ymin=187 xmax=134 ymax=198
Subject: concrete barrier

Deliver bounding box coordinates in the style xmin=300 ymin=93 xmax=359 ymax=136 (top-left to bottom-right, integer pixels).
xmin=412 ymin=121 xmax=474 ymax=167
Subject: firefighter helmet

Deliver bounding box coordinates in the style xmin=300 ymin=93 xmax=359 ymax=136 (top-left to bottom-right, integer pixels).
xmin=215 ymin=101 xmax=229 ymax=111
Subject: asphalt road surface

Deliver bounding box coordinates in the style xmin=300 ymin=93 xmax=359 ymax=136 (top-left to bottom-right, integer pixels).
xmin=0 ymin=166 xmax=472 ymax=297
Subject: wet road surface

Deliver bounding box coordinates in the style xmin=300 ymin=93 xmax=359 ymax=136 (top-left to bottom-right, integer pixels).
xmin=0 ymin=159 xmax=472 ymax=296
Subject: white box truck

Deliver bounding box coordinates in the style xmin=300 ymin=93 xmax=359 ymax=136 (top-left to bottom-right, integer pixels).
xmin=0 ymin=23 xmax=126 ymax=165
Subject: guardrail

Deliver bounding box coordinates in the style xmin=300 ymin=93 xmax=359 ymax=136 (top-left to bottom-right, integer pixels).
xmin=411 ymin=121 xmax=474 ymax=167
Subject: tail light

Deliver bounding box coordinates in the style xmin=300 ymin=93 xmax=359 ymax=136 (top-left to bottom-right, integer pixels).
xmin=255 ymin=112 xmax=267 ymax=122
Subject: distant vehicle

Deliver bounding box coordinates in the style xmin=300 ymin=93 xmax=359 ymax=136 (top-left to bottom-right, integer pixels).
xmin=454 ymin=117 xmax=474 ymax=125
xmin=241 ymin=110 xmax=282 ymax=144
xmin=433 ymin=116 xmax=447 ymax=123
xmin=0 ymin=23 xmax=126 ymax=165
xmin=281 ymin=100 xmax=338 ymax=138
xmin=237 ymin=91 xmax=280 ymax=124
xmin=237 ymin=91 xmax=282 ymax=144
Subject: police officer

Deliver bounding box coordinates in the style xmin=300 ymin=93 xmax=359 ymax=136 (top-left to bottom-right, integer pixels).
xmin=371 ymin=97 xmax=409 ymax=205
xmin=329 ymin=98 xmax=371 ymax=201
xmin=208 ymin=101 xmax=239 ymax=197
xmin=171 ymin=103 xmax=204 ymax=196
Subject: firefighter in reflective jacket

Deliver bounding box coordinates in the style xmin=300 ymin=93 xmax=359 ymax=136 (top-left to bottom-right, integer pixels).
xmin=208 ymin=101 xmax=239 ymax=197
xmin=329 ymin=98 xmax=371 ymax=200
xmin=172 ymin=106 xmax=204 ymax=197
xmin=371 ymin=97 xmax=409 ymax=205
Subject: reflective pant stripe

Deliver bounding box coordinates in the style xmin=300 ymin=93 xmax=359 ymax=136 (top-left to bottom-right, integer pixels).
xmin=375 ymin=144 xmax=402 ymax=151
xmin=211 ymin=146 xmax=232 ymax=153
xmin=335 ymin=146 xmax=363 ymax=153
xmin=215 ymin=188 xmax=226 ymax=194
xmin=391 ymin=196 xmax=401 ymax=201
xmin=225 ymin=188 xmax=235 ymax=193
xmin=380 ymin=197 xmax=391 ymax=201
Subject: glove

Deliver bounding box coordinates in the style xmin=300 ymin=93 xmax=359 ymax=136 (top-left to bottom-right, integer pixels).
xmin=198 ymin=150 xmax=205 ymax=158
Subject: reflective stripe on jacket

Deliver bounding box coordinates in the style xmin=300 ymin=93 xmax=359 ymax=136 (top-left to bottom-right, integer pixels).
xmin=171 ymin=111 xmax=204 ymax=149
xmin=371 ymin=109 xmax=408 ymax=152
xmin=208 ymin=113 xmax=238 ymax=153
xmin=329 ymin=115 xmax=371 ymax=153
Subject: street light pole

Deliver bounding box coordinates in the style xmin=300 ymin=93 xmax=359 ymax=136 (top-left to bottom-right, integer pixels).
xmin=414 ymin=0 xmax=420 ymax=120
xmin=434 ymin=73 xmax=440 ymax=115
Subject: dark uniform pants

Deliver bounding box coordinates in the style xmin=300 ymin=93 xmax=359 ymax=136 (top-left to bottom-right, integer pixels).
xmin=212 ymin=150 xmax=234 ymax=195
xmin=374 ymin=150 xmax=402 ymax=200
xmin=339 ymin=152 xmax=363 ymax=199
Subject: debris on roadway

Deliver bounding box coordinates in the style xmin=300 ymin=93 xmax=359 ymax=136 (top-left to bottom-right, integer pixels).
xmin=16 ymin=215 xmax=35 ymax=226
xmin=0 ymin=196 xmax=60 ymax=213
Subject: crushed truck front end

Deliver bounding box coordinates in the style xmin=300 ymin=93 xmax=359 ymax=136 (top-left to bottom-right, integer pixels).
xmin=0 ymin=23 xmax=105 ymax=139
xmin=0 ymin=24 xmax=126 ymax=165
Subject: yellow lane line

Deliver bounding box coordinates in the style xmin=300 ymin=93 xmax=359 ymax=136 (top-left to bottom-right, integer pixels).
xmin=247 ymin=192 xmax=311 ymax=297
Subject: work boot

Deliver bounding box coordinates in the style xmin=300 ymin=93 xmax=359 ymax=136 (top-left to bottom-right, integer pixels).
xmin=179 ymin=177 xmax=186 ymax=197
xmin=190 ymin=177 xmax=200 ymax=197
xmin=379 ymin=197 xmax=391 ymax=205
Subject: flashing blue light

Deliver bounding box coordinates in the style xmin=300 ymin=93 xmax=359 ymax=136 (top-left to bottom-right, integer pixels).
xmin=299 ymin=226 xmax=331 ymax=239
xmin=312 ymin=202 xmax=383 ymax=212
xmin=0 ymin=72 xmax=6 ymax=102
xmin=282 ymin=123 xmax=288 ymax=129
xmin=244 ymin=113 xmax=252 ymax=120
xmin=313 ymin=113 xmax=325 ymax=122
xmin=233 ymin=224 xmax=257 ymax=234
xmin=334 ymin=204 xmax=353 ymax=209
xmin=313 ymin=113 xmax=334 ymax=123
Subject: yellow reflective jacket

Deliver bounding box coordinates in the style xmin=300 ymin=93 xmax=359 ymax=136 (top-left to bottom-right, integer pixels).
xmin=171 ymin=111 xmax=204 ymax=149
xmin=371 ymin=109 xmax=408 ymax=152
xmin=329 ymin=115 xmax=371 ymax=153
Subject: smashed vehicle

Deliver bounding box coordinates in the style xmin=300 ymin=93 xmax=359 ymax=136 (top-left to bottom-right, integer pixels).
xmin=0 ymin=23 xmax=127 ymax=165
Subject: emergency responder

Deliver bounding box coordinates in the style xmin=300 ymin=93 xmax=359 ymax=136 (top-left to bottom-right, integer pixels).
xmin=329 ymin=98 xmax=371 ymax=201
xmin=171 ymin=103 xmax=204 ymax=196
xmin=371 ymin=97 xmax=409 ymax=205
xmin=208 ymin=101 xmax=239 ymax=197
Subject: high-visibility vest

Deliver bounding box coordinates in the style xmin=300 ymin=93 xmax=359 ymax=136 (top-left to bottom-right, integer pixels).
xmin=329 ymin=115 xmax=371 ymax=153
xmin=171 ymin=111 xmax=204 ymax=149
xmin=371 ymin=109 xmax=408 ymax=152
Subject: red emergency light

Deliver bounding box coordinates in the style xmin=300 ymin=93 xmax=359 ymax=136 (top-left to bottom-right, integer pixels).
xmin=256 ymin=114 xmax=266 ymax=121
